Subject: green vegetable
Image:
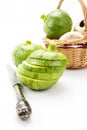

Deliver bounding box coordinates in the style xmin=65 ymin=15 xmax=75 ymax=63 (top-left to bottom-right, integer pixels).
xmin=41 ymin=9 xmax=72 ymax=39
xmin=17 ymin=44 xmax=68 ymax=90
xmin=17 ymin=72 xmax=57 ymax=90
xmin=26 ymin=44 xmax=68 ymax=66
xmin=18 ymin=64 xmax=62 ymax=80
xmin=29 ymin=50 xmax=67 ymax=60
xmin=26 ymin=58 xmax=67 ymax=67
xmin=12 ymin=40 xmax=43 ymax=66
xmin=21 ymin=61 xmax=65 ymax=73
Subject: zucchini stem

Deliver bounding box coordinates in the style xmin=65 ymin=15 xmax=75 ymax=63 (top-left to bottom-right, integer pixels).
xmin=47 ymin=43 xmax=57 ymax=52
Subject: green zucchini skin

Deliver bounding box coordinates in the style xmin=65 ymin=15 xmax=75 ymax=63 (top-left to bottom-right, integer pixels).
xmin=12 ymin=41 xmax=43 ymax=66
xmin=26 ymin=58 xmax=67 ymax=67
xmin=21 ymin=61 xmax=66 ymax=73
xmin=29 ymin=50 xmax=67 ymax=61
xmin=17 ymin=72 xmax=57 ymax=90
xmin=18 ymin=65 xmax=63 ymax=80
xmin=16 ymin=44 xmax=68 ymax=90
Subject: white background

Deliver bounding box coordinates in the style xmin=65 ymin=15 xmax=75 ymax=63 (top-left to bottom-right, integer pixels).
xmin=0 ymin=0 xmax=87 ymax=129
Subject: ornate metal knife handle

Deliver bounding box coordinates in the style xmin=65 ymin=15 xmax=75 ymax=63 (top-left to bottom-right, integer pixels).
xmin=15 ymin=84 xmax=32 ymax=120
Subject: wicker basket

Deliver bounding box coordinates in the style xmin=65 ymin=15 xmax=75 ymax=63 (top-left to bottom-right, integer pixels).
xmin=43 ymin=0 xmax=87 ymax=69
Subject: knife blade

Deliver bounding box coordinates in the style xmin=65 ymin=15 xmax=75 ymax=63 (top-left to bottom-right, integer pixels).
xmin=7 ymin=65 xmax=32 ymax=120
xmin=7 ymin=65 xmax=19 ymax=87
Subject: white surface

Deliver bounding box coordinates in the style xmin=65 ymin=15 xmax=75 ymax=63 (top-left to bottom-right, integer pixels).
xmin=0 ymin=0 xmax=87 ymax=129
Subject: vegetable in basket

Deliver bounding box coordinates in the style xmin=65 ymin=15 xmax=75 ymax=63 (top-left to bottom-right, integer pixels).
xmin=59 ymin=31 xmax=84 ymax=40
xmin=43 ymin=0 xmax=87 ymax=69
xmin=41 ymin=0 xmax=73 ymax=39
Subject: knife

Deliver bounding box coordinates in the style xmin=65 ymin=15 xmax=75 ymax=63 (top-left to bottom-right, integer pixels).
xmin=7 ymin=65 xmax=32 ymax=120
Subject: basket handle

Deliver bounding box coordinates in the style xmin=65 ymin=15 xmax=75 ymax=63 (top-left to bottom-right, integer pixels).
xmin=57 ymin=0 xmax=64 ymax=9
xmin=57 ymin=0 xmax=87 ymax=32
